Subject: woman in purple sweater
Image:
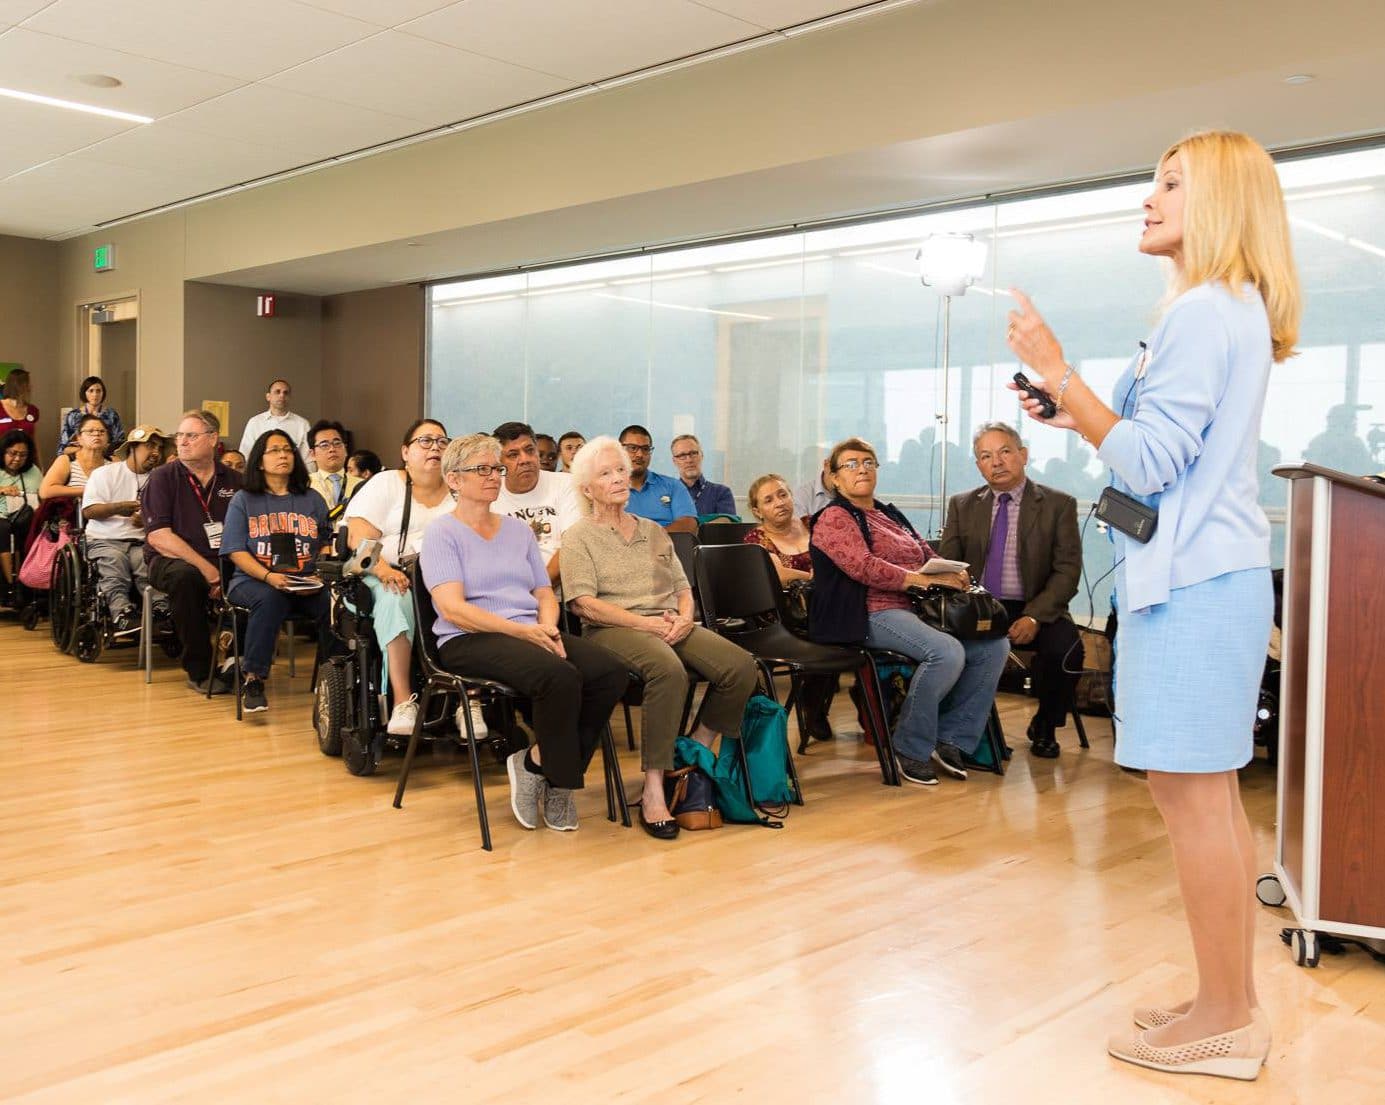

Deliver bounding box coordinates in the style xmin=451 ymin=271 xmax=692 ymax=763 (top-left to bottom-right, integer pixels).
xmin=420 ymin=433 xmax=629 ymax=833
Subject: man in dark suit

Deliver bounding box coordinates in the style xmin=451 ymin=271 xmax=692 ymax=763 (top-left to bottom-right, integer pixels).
xmin=939 ymin=422 xmax=1083 ymax=758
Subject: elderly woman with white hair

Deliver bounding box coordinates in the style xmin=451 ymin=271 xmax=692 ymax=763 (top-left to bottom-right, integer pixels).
xmin=561 ymin=435 xmax=759 ymax=841
xmin=419 ymin=433 xmax=629 ymax=834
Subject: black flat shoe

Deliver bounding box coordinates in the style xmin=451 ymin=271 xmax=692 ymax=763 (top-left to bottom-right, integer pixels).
xmin=638 ymin=808 xmax=680 ymax=840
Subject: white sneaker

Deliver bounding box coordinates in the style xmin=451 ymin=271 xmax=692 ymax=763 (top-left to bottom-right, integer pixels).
xmin=386 ymin=695 xmax=420 ymax=736
xmin=456 ymin=697 xmax=488 ymax=739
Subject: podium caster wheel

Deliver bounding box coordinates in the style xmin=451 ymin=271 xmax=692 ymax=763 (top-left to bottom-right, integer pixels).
xmin=1256 ymin=873 xmax=1286 ymax=907
xmin=1290 ymin=929 xmax=1320 ymax=968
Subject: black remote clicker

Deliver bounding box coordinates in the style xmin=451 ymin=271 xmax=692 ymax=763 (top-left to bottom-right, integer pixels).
xmin=1013 ymin=372 xmax=1058 ymax=419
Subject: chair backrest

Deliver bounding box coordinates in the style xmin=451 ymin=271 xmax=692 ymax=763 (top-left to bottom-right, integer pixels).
xmin=693 ymin=543 xmax=783 ymax=628
xmin=697 ymin=520 xmax=758 ymax=546
xmin=407 ymin=561 xmax=449 ymax=677
xmin=668 ymin=530 xmax=699 ymax=590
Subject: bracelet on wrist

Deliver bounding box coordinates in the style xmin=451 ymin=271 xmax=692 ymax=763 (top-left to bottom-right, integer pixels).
xmin=1055 ymin=364 xmax=1077 ymax=412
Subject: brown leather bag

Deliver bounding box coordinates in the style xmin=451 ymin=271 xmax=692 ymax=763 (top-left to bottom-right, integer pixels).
xmin=663 ymin=765 xmax=723 ymax=831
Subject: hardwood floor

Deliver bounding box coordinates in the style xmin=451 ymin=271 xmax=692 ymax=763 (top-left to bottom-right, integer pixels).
xmin=5 ymin=627 xmax=1383 ymax=1105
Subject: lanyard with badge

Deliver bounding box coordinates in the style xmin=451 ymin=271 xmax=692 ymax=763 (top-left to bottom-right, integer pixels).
xmin=187 ymin=469 xmax=223 ymax=550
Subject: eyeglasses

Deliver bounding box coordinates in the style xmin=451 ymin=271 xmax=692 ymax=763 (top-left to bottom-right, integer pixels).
xmin=409 ymin=435 xmax=450 ymax=450
xmin=263 ymin=446 xmax=297 ymax=456
xmin=671 ymin=450 xmax=701 ymax=461
xmin=79 ymin=429 xmax=108 ymax=438
xmin=174 ymin=430 xmax=213 ymax=441
xmin=621 ymin=443 xmax=653 ymax=455
xmin=458 ymin=464 xmax=507 ymax=478
xmin=313 ymin=439 xmax=345 ymax=450
xmin=835 ymin=458 xmax=879 ymax=472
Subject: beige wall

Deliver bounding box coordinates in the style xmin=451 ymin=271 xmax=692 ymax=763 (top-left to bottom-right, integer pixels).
xmin=183 ymin=282 xmax=323 ymax=451
xmin=320 ymin=285 xmax=424 ymax=458
xmin=0 ymin=234 xmax=60 ymax=456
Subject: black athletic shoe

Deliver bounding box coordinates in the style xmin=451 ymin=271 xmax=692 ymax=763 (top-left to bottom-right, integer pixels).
xmin=241 ymin=677 xmax=268 ymax=713
xmin=932 ymin=743 xmax=969 ymax=779
xmin=112 ymin=610 xmax=140 ymax=637
xmin=897 ymin=754 xmax=938 ymax=786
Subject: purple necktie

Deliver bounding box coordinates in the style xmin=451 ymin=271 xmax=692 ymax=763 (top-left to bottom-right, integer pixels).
xmin=983 ymin=492 xmax=1011 ymax=595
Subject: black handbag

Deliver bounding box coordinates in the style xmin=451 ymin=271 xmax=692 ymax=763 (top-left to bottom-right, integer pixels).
xmin=909 ymin=584 xmax=1011 ymax=640
xmin=780 ymin=579 xmax=812 ymax=638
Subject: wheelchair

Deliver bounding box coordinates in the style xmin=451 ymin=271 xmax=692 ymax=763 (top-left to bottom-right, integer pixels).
xmin=49 ymin=533 xmax=179 ymax=664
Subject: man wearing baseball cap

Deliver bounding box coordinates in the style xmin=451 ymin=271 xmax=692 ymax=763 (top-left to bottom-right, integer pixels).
xmin=82 ymin=424 xmax=166 ymax=636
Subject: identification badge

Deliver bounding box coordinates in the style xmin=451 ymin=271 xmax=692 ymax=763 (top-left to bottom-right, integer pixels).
xmin=203 ymin=521 xmax=224 ymax=550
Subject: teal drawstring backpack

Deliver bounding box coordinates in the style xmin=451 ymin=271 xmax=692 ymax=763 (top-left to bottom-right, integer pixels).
xmin=682 ymin=694 xmax=796 ymax=827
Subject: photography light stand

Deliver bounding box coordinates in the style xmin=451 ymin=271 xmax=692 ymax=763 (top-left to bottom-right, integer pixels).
xmin=917 ymin=233 xmax=988 ymax=535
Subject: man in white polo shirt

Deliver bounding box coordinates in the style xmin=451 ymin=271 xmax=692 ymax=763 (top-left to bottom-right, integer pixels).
xmin=81 ymin=424 xmax=166 ymax=635
xmin=491 ymin=420 xmax=581 ymax=585
xmin=239 ymin=379 xmax=312 ymax=467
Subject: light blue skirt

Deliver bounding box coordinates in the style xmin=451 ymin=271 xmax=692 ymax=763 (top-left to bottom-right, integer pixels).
xmin=1113 ymin=567 xmax=1272 ymax=772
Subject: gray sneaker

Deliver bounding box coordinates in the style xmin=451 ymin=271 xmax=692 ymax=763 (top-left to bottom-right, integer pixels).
xmin=542 ymin=787 xmax=578 ymax=832
xmin=506 ymin=749 xmax=545 ymax=830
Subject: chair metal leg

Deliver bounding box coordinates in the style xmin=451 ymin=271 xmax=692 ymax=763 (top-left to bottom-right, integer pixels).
xmin=232 ymin=612 xmax=243 ymax=722
xmin=981 ymin=705 xmax=1008 ymax=776
xmin=141 ymin=586 xmax=152 ymax=684
xmin=1070 ymin=688 xmax=1090 ymax=748
xmin=858 ymin=661 xmax=901 ymax=786
xmin=393 ymin=686 xmax=432 ymax=808
xmin=285 ymin=619 xmax=297 ymax=677
xmin=677 ymin=683 xmax=697 ymax=734
xmin=600 ymin=723 xmax=630 ymax=827
xmin=623 ymin=701 xmax=636 ymax=751
xmin=785 ymin=675 xmax=809 ymax=806
xmin=458 ymin=691 xmax=493 ymax=852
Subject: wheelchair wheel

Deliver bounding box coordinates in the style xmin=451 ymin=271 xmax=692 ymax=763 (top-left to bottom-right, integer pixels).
xmin=342 ymin=729 xmax=379 ymax=777
xmin=20 ymin=602 xmax=40 ymax=631
xmin=49 ymin=543 xmax=80 ymax=654
xmin=315 ymin=662 xmax=347 ymax=757
xmin=73 ymin=621 xmax=103 ymax=663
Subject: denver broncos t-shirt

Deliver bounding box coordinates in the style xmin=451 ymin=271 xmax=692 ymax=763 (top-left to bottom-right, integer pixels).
xmin=220 ymin=489 xmax=330 ymax=584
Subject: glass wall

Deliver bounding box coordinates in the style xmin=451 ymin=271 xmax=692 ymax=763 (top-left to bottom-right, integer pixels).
xmin=429 ymin=144 xmax=1385 ymax=619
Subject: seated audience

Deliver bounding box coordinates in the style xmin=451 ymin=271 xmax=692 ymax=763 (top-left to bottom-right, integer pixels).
xmin=562 ymin=436 xmax=759 ymax=840
xmin=492 ymin=421 xmax=582 ymax=585
xmin=58 ymin=376 xmax=124 ymax=455
xmin=239 ymin=379 xmax=311 ymax=466
xmin=306 ymin=419 xmax=360 ymax=525
xmin=0 ymin=429 xmax=42 ymax=593
xmin=534 ymin=433 xmax=559 ymax=472
xmin=40 ymin=414 xmax=109 ymax=501
xmin=221 ymin=430 xmax=332 ymax=714
xmin=793 ymin=457 xmax=836 ymax=517
xmin=343 ymin=419 xmax=455 ymax=736
xmin=347 ymin=449 xmax=381 ymax=482
xmin=0 ymin=368 xmax=39 ymax=441
xmin=671 ymin=434 xmax=736 ymax=517
xmin=81 ymin=425 xmax=166 ymax=635
xmin=744 ymin=472 xmax=836 ymax=742
xmin=421 ymin=434 xmax=628 ymax=832
xmin=557 ymin=431 xmax=585 ymax=472
xmin=809 ymin=437 xmax=1009 ymax=786
xmin=142 ymin=410 xmax=242 ymax=694
xmin=220 ymin=449 xmax=246 ymax=475
xmin=939 ymin=422 xmax=1083 ymax=759
xmin=619 ymin=424 xmax=696 ymax=534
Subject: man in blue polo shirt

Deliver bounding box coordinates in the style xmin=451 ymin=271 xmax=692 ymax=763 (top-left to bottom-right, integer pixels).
xmin=620 ymin=424 xmax=697 ymax=533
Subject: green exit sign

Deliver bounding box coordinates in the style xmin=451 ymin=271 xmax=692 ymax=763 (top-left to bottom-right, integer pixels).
xmin=93 ymin=244 xmax=115 ymax=272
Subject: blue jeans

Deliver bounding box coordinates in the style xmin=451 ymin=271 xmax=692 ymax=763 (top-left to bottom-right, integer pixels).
xmin=863 ymin=608 xmax=1010 ymax=762
xmin=228 ymin=576 xmax=331 ymax=679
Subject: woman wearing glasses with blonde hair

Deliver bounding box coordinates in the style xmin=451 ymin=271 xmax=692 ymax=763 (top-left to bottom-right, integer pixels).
xmin=420 ymin=434 xmax=629 ymax=832
xmin=344 ymin=418 xmax=455 ymax=737
xmin=1007 ymin=131 xmax=1300 ymax=1080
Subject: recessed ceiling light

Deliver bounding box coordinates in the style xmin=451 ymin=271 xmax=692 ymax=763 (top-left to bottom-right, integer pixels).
xmin=1283 ymin=73 xmax=1315 ymax=85
xmin=0 ymin=85 xmax=151 ymax=124
xmin=75 ymin=74 xmax=123 ymax=89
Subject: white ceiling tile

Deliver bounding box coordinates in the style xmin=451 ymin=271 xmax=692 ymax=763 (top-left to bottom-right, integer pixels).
xmin=0 ymin=155 xmax=201 ymax=231
xmin=24 ymin=0 xmax=379 ymax=80
xmin=160 ymin=84 xmax=427 ymax=163
xmin=0 ymin=96 xmax=133 ymax=178
xmin=267 ymin=29 xmax=570 ymax=127
xmin=688 ymin=1 xmax=865 ymax=30
xmin=294 ymin=0 xmax=458 ymax=25
xmin=402 ymin=0 xmax=763 ymax=83
xmin=0 ymin=28 xmax=241 ymax=118
xmin=0 ymin=1 xmax=53 ymax=23
xmin=78 ymin=122 xmax=302 ymax=188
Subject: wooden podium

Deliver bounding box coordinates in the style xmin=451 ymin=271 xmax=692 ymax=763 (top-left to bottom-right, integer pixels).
xmin=1267 ymin=464 xmax=1385 ymax=966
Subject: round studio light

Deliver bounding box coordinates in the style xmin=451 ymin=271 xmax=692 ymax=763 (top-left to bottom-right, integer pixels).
xmin=74 ymin=74 xmax=123 ymax=88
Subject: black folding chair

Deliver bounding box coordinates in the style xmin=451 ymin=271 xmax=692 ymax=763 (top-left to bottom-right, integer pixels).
xmin=694 ymin=542 xmax=900 ymax=793
xmin=394 ymin=564 xmax=630 ymax=851
xmin=208 ymin=559 xmax=249 ymax=721
xmin=697 ymin=521 xmax=758 ymax=546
